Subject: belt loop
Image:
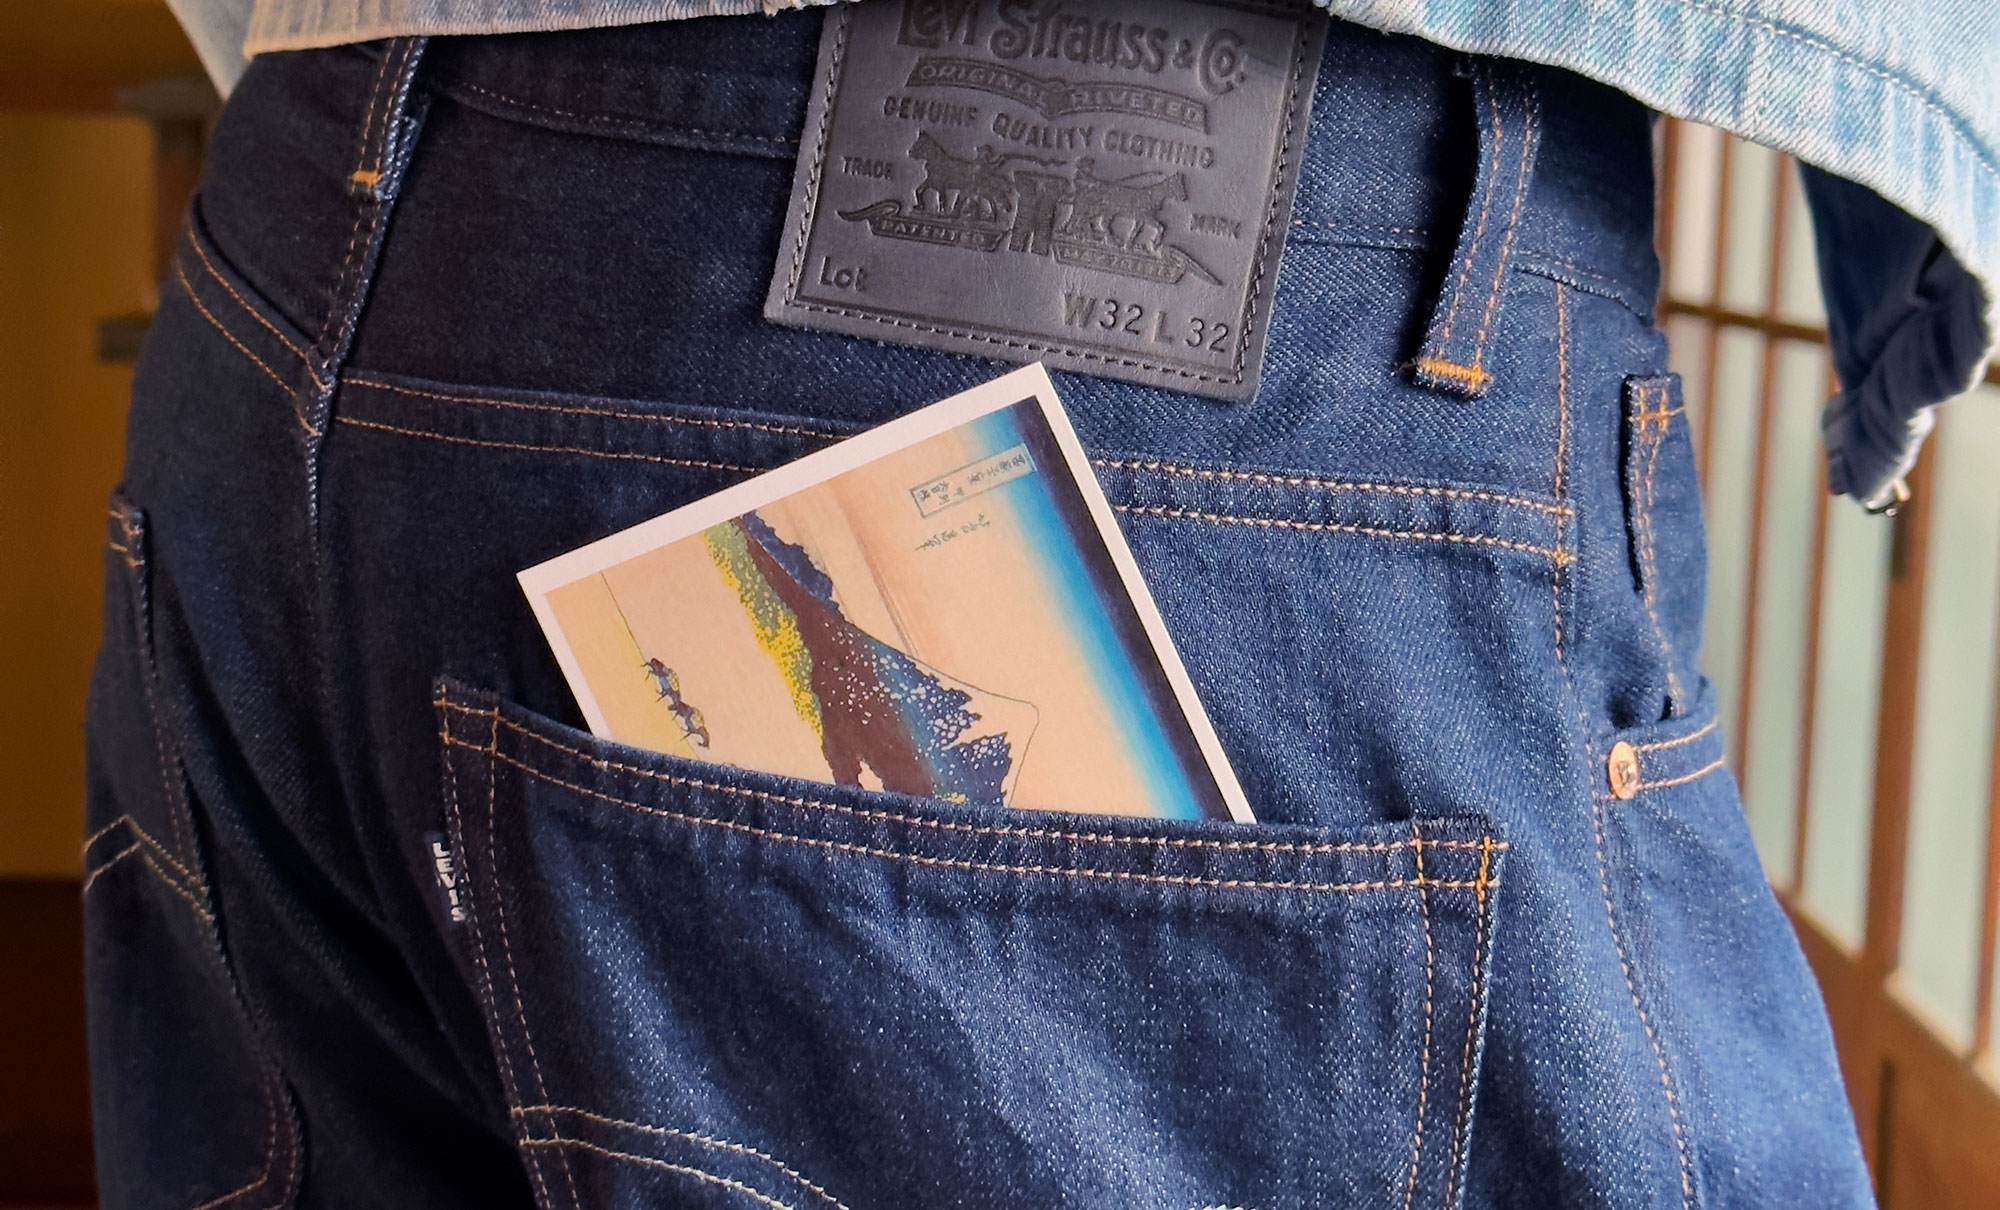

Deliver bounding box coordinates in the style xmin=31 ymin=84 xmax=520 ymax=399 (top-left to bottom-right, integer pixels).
xmin=1410 ymin=59 xmax=1541 ymax=399
xmin=304 ymin=36 xmax=430 ymax=522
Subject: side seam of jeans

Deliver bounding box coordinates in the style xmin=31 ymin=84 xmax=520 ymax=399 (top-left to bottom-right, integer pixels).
xmin=90 ymin=496 xmax=307 ymax=1210
xmin=1547 ymin=284 xmax=1701 ymax=1210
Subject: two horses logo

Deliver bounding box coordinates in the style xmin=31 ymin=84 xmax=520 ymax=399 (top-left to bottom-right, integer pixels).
xmin=839 ymin=133 xmax=1221 ymax=286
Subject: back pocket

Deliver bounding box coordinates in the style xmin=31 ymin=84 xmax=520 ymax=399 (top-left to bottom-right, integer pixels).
xmin=434 ymin=680 xmax=1504 ymax=1210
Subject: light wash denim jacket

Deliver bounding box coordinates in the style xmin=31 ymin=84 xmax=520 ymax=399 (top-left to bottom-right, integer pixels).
xmin=171 ymin=0 xmax=1998 ymax=508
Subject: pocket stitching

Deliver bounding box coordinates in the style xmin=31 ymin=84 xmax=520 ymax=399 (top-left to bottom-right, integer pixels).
xmin=1441 ymin=836 xmax=1499 ymax=1208
xmin=451 ymin=733 xmax=1498 ymax=894
xmin=1112 ymin=504 xmax=1569 ymax=563
xmin=518 ymin=1136 xmax=807 ymax=1210
xmin=1096 ymin=458 xmax=1572 ymax=518
xmin=482 ymin=707 xmax=585 ymax=1210
xmin=441 ymin=699 xmax=1504 ymax=859
xmin=1400 ymin=826 xmax=1437 ymax=1210
xmin=1633 ymin=756 xmax=1728 ymax=794
xmin=516 ymin=1105 xmax=851 ymax=1210
xmin=84 ymin=813 xmax=203 ymax=902
xmin=343 ymin=374 xmax=848 ymax=439
xmin=337 ymin=414 xmax=759 ymax=473
xmin=441 ymin=706 xmax=568 ymax=1210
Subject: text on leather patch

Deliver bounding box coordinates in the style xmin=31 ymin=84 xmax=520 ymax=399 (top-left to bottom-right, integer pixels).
xmin=767 ymin=0 xmax=1327 ymax=402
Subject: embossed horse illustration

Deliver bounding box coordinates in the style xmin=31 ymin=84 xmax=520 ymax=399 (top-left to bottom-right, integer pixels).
xmin=1061 ymin=159 xmax=1189 ymax=253
xmin=909 ymin=133 xmax=1031 ymax=224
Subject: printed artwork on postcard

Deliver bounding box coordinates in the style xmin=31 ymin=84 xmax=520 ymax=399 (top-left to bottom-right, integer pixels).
xmin=519 ymin=365 xmax=1251 ymax=822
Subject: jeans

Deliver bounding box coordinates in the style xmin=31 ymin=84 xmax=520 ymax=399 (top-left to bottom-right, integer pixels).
xmin=84 ymin=9 xmax=1874 ymax=1207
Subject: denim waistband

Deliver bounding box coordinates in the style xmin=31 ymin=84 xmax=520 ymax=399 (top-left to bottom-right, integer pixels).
xmin=413 ymin=10 xmax=1661 ymax=320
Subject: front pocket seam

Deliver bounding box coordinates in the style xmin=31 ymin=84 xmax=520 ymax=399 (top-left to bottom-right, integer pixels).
xmin=1633 ymin=755 xmax=1728 ymax=793
xmin=1634 ymin=718 xmax=1717 ymax=754
xmin=441 ymin=699 xmax=1504 ymax=859
xmin=450 ymin=734 xmax=1500 ymax=894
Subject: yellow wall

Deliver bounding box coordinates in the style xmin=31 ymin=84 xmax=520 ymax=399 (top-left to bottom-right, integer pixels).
xmin=0 ymin=114 xmax=156 ymax=877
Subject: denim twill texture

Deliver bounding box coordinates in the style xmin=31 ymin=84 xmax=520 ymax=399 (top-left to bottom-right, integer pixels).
xmin=87 ymin=13 xmax=1873 ymax=1208
xmin=169 ymin=0 xmax=2000 ymax=510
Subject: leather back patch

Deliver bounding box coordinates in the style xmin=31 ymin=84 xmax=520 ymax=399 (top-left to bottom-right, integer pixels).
xmin=766 ymin=0 xmax=1327 ymax=402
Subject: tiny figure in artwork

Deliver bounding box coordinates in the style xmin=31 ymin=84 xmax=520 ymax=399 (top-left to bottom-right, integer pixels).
xmin=642 ymin=658 xmax=711 ymax=748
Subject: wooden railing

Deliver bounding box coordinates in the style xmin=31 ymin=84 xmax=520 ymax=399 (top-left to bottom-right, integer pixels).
xmin=1658 ymin=117 xmax=2000 ymax=1207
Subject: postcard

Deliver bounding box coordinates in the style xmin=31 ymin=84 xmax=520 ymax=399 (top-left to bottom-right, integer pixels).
xmin=518 ymin=364 xmax=1251 ymax=823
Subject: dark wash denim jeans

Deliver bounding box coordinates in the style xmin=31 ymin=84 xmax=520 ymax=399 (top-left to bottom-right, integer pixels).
xmin=84 ymin=9 xmax=1875 ymax=1208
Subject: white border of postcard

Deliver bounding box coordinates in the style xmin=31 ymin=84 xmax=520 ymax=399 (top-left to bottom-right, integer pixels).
xmin=518 ymin=363 xmax=1254 ymax=824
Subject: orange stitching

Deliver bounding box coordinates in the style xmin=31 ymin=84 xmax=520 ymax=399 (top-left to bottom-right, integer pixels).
xmin=1553 ymin=285 xmax=1571 ymax=670
xmin=1442 ymin=836 xmax=1496 ymax=1208
xmin=516 ymin=1106 xmax=851 ymax=1210
xmin=1635 ymin=756 xmax=1728 ymax=793
xmin=335 ymin=416 xmax=757 ymax=472
xmin=356 ymin=43 xmax=394 ymax=182
xmin=447 ymin=733 xmax=1501 ymax=894
xmin=173 ymin=262 xmax=297 ymax=402
xmin=1093 ymin=459 xmax=1569 ymax=518
xmin=484 ymin=712 xmax=581 ymax=1208
xmin=436 ymin=715 xmax=557 ymax=1210
xmin=1400 ymin=826 xmax=1435 ymax=1210
xmin=1546 ymin=354 xmax=1694 ymax=1206
xmin=187 ymin=238 xmax=310 ymax=364
xmin=342 ymin=375 xmax=844 ymax=438
xmin=1412 ymin=358 xmax=1495 ymax=389
xmin=1593 ymin=790 xmax=1695 ymax=1205
xmin=435 ymin=699 xmax=1506 ymax=859
xmin=1516 ymin=249 xmax=1643 ymax=301
xmin=81 ymin=842 xmax=144 ymax=893
xmin=1433 ymin=63 xmax=1503 ymax=348
xmin=1113 ymin=504 xmax=1570 ymax=563
xmin=1466 ymin=82 xmax=1538 ymax=365
xmin=1636 ymin=719 xmax=1718 ymax=754
xmin=519 ymin=1137 xmax=799 ymax=1210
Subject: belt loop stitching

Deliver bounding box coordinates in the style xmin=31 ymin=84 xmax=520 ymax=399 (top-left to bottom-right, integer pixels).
xmin=1410 ymin=60 xmax=1543 ymax=399
xmin=304 ymin=36 xmax=430 ymax=526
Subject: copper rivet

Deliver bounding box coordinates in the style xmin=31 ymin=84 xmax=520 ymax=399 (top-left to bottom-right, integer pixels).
xmin=1607 ymin=741 xmax=1641 ymax=800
